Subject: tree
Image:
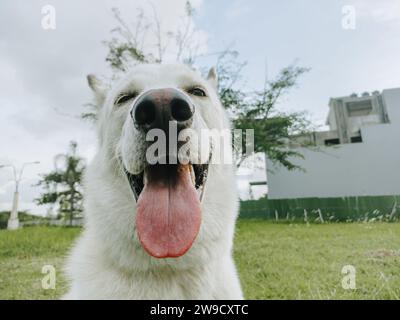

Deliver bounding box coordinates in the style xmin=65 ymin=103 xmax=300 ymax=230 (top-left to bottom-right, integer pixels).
xmin=221 ymin=60 xmax=313 ymax=170
xmin=103 ymin=2 xmax=202 ymax=70
xmin=36 ymin=141 xmax=85 ymax=225
xmin=84 ymin=1 xmax=313 ymax=170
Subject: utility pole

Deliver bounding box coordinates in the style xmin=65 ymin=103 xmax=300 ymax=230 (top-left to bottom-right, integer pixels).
xmin=0 ymin=161 xmax=40 ymax=230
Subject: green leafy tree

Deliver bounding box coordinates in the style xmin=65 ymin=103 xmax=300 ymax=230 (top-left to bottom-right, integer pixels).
xmin=84 ymin=1 xmax=313 ymax=170
xmin=36 ymin=141 xmax=85 ymax=225
xmin=220 ymin=58 xmax=312 ymax=169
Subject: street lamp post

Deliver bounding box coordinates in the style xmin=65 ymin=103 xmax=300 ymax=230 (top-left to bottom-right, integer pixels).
xmin=0 ymin=161 xmax=40 ymax=230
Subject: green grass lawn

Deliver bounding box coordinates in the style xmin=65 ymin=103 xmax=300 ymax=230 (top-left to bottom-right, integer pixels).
xmin=0 ymin=221 xmax=399 ymax=299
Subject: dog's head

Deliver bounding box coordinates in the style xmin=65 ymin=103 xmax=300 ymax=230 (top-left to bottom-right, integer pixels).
xmin=86 ymin=64 xmax=237 ymax=266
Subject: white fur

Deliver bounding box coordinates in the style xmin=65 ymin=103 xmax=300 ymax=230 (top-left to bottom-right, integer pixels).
xmin=64 ymin=64 xmax=243 ymax=299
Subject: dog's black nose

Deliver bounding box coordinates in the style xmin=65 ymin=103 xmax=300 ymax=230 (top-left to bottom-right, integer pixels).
xmin=132 ymin=88 xmax=194 ymax=132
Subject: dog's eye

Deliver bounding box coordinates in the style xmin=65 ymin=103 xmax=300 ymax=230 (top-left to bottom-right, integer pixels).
xmin=187 ymin=87 xmax=207 ymax=97
xmin=115 ymin=93 xmax=137 ymax=105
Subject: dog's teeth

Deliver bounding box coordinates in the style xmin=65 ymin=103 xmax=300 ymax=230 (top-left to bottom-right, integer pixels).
xmin=143 ymin=170 xmax=148 ymax=185
xmin=189 ymin=165 xmax=196 ymax=186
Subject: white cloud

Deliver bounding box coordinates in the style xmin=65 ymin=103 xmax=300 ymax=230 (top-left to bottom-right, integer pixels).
xmin=225 ymin=0 xmax=251 ymax=20
xmin=353 ymin=0 xmax=400 ymax=24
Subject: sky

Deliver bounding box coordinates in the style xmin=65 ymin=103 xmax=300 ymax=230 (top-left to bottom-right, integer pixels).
xmin=0 ymin=0 xmax=399 ymax=214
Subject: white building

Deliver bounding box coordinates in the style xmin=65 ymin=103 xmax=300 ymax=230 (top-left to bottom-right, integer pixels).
xmin=266 ymin=87 xmax=400 ymax=199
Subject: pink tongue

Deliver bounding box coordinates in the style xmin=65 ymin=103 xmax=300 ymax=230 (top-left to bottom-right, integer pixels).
xmin=136 ymin=166 xmax=201 ymax=258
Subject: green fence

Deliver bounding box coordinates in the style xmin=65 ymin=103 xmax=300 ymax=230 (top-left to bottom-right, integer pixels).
xmin=239 ymin=195 xmax=400 ymax=222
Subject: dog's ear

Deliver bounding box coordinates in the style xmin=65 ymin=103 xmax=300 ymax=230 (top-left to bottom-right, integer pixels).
xmin=87 ymin=74 xmax=107 ymax=106
xmin=207 ymin=67 xmax=218 ymax=90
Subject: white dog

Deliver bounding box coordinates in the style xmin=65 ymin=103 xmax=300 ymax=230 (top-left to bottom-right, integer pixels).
xmin=64 ymin=64 xmax=243 ymax=299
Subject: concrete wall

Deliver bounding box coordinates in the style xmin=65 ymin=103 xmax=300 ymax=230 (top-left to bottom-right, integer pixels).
xmin=267 ymin=88 xmax=400 ymax=199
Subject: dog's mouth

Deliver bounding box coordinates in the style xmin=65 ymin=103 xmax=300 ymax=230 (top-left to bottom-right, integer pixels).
xmin=124 ymin=162 xmax=209 ymax=259
xmin=125 ymin=163 xmax=209 ymax=203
